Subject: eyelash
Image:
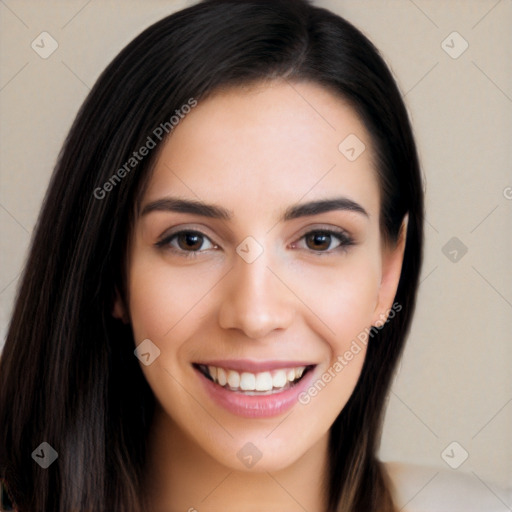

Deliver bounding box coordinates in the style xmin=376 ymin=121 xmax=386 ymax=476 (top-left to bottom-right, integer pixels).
xmin=155 ymin=227 xmax=355 ymax=258
xmin=291 ymin=228 xmax=354 ymax=254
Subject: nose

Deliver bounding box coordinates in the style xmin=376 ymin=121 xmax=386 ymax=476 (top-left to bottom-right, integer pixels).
xmin=218 ymin=249 xmax=295 ymax=339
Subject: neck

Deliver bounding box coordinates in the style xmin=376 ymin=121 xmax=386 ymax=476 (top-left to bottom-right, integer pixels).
xmin=143 ymin=403 xmax=329 ymax=512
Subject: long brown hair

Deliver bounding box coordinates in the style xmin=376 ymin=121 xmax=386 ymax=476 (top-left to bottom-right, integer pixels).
xmin=0 ymin=1 xmax=423 ymax=510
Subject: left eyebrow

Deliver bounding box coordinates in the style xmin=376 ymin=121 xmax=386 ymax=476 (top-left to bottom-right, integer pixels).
xmin=140 ymin=197 xmax=231 ymax=220
xmin=282 ymin=197 xmax=369 ymax=221
xmin=140 ymin=196 xmax=369 ymax=221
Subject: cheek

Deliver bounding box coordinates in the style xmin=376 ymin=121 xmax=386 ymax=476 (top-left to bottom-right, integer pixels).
xmin=288 ymin=250 xmax=381 ymax=353
xmin=292 ymin=254 xmax=378 ymax=422
xmin=126 ymin=255 xmax=218 ymax=413
xmin=127 ymin=253 xmax=217 ymax=343
xmin=128 ymin=266 xmax=174 ymax=342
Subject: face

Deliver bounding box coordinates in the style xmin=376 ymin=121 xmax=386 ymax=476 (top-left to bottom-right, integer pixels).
xmin=116 ymin=80 xmax=405 ymax=472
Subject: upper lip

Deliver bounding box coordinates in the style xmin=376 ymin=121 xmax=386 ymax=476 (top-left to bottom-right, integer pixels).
xmin=193 ymin=359 xmax=316 ymax=373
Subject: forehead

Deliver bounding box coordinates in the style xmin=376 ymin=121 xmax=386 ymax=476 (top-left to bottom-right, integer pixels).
xmin=144 ymin=80 xmax=380 ymax=220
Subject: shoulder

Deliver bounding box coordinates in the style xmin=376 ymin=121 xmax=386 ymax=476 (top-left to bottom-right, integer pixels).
xmin=382 ymin=461 xmax=512 ymax=512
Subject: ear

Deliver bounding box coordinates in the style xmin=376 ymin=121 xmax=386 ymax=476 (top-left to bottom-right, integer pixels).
xmin=371 ymin=214 xmax=408 ymax=326
xmin=112 ymin=287 xmax=130 ymax=324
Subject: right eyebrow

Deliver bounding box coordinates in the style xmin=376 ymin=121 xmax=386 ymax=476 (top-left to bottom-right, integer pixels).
xmin=140 ymin=197 xmax=232 ymax=220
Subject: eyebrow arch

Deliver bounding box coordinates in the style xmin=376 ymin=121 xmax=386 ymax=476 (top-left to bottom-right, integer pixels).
xmin=141 ymin=197 xmax=231 ymax=220
xmin=140 ymin=196 xmax=369 ymax=221
xmin=283 ymin=197 xmax=369 ymax=221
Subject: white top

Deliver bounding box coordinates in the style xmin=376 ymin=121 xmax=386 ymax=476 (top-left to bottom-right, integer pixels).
xmin=384 ymin=461 xmax=512 ymax=512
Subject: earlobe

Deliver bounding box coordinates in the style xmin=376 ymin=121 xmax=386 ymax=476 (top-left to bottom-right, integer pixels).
xmin=372 ymin=214 xmax=408 ymax=325
xmin=112 ymin=288 xmax=130 ymax=324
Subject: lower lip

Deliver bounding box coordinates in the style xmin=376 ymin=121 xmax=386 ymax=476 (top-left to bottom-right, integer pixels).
xmin=195 ymin=366 xmax=316 ymax=418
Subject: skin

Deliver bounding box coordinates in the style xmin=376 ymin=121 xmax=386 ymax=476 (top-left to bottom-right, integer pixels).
xmin=114 ymin=79 xmax=406 ymax=512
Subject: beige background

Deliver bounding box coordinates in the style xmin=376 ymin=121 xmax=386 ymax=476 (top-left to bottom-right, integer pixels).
xmin=1 ymin=0 xmax=511 ymax=505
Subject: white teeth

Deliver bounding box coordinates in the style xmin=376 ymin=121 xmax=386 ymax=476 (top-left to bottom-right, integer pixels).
xmin=227 ymin=370 xmax=240 ymax=388
xmin=272 ymin=369 xmax=287 ymax=388
xmin=240 ymin=372 xmax=256 ymax=391
xmin=203 ymin=364 xmax=309 ymax=392
xmin=217 ymin=367 xmax=227 ymax=386
xmin=255 ymin=372 xmax=273 ymax=391
xmin=295 ymin=366 xmax=305 ymax=379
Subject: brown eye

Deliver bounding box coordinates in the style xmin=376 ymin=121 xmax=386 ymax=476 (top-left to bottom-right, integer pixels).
xmin=156 ymin=230 xmax=217 ymax=255
xmin=294 ymin=229 xmax=354 ymax=254
xmin=176 ymin=232 xmax=204 ymax=251
xmin=305 ymin=231 xmax=333 ymax=251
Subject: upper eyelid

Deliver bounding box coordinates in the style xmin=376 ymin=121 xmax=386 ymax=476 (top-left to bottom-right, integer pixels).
xmin=294 ymin=223 xmax=351 ymax=237
xmin=290 ymin=228 xmax=353 ymax=250
xmin=157 ymin=224 xmax=217 ymax=242
xmin=291 ymin=225 xmax=354 ymax=247
xmin=156 ymin=230 xmax=217 ymax=249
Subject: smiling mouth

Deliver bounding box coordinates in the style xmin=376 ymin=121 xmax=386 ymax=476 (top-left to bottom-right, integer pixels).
xmin=193 ymin=363 xmax=315 ymax=396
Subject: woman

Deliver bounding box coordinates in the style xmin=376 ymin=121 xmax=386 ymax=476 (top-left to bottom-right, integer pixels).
xmin=0 ymin=0 xmax=423 ymax=510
